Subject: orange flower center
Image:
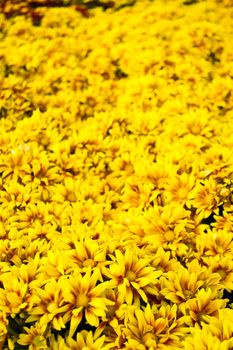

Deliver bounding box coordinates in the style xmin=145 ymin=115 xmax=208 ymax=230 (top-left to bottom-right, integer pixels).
xmin=177 ymin=187 xmax=188 ymax=199
xmin=66 ymin=192 xmax=77 ymax=202
xmin=126 ymin=270 xmax=136 ymax=282
xmin=216 ymin=268 xmax=227 ymax=280
xmin=47 ymin=302 xmax=58 ymax=313
xmin=76 ymin=293 xmax=89 ymax=308
xmin=164 ymin=230 xmax=175 ymax=241
xmin=83 ymin=259 xmax=95 ymax=268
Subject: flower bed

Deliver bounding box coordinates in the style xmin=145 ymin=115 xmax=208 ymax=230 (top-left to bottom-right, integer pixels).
xmin=0 ymin=0 xmax=233 ymax=349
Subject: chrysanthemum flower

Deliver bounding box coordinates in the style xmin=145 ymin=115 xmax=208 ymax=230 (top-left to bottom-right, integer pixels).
xmin=26 ymin=278 xmax=69 ymax=331
xmin=142 ymin=204 xmax=191 ymax=251
xmin=0 ymin=143 xmax=32 ymax=182
xmin=185 ymin=288 xmax=226 ymax=325
xmin=196 ymin=229 xmax=233 ymax=259
xmin=204 ymin=256 xmax=233 ymax=291
xmin=0 ymin=276 xmax=28 ymax=316
xmin=121 ymin=179 xmax=156 ymax=209
xmin=183 ymin=327 xmax=226 ymax=350
xmin=65 ymin=329 xmax=108 ymax=350
xmin=17 ymin=324 xmax=48 ymax=349
xmin=62 ymin=267 xmax=113 ymax=336
xmin=211 ymin=210 xmax=233 ymax=231
xmin=68 ymin=237 xmax=107 ymax=280
xmin=150 ymin=247 xmax=180 ymax=273
xmin=206 ymin=308 xmax=233 ymax=343
xmin=103 ymin=247 xmax=162 ymax=305
xmin=160 ymin=262 xmax=220 ymax=310
xmin=192 ymin=178 xmax=222 ymax=220
xmin=51 ymin=177 xmax=78 ymax=204
xmin=164 ymin=172 xmax=195 ymax=206
xmin=9 ymin=202 xmax=53 ymax=232
xmin=123 ymin=304 xmax=188 ymax=349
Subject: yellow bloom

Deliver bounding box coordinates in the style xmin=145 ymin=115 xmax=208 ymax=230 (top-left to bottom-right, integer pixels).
xmin=121 ymin=178 xmax=157 ymax=210
xmin=0 ymin=276 xmax=27 ymax=316
xmin=62 ymin=267 xmax=113 ymax=336
xmin=184 ymin=327 xmax=225 ymax=350
xmin=0 ymin=143 xmax=32 ymax=182
xmin=48 ymin=334 xmax=66 ymax=350
xmin=160 ymin=261 xmax=220 ymax=309
xmin=17 ymin=324 xmax=47 ymax=349
xmin=204 ymin=256 xmax=233 ymax=291
xmin=164 ymin=172 xmax=195 ymax=206
xmin=65 ymin=329 xmax=107 ymax=350
xmin=123 ymin=304 xmax=188 ymax=349
xmin=150 ymin=247 xmax=180 ymax=273
xmin=192 ymin=178 xmax=222 ymax=220
xmin=51 ymin=177 xmax=78 ymax=203
xmin=103 ymin=247 xmax=162 ymax=305
xmin=185 ymin=288 xmax=226 ymax=325
xmin=206 ymin=308 xmax=233 ymax=342
xmin=26 ymin=278 xmax=69 ymax=331
xmin=211 ymin=210 xmax=233 ymax=231
xmin=68 ymin=237 xmax=107 ymax=280
xmin=142 ymin=204 xmax=190 ymax=251
xmin=196 ymin=229 xmax=233 ymax=259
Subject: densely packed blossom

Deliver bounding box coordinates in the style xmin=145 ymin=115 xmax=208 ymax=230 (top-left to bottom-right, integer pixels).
xmin=0 ymin=0 xmax=233 ymax=348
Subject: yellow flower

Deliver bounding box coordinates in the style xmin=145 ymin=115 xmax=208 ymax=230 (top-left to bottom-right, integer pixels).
xmin=62 ymin=267 xmax=113 ymax=336
xmin=182 ymin=109 xmax=215 ymax=137
xmin=196 ymin=229 xmax=233 ymax=259
xmin=0 ymin=182 xmax=36 ymax=208
xmin=26 ymin=278 xmax=69 ymax=331
xmin=164 ymin=172 xmax=195 ymax=206
xmin=150 ymin=247 xmax=180 ymax=273
xmin=160 ymin=261 xmax=220 ymax=310
xmin=51 ymin=177 xmax=78 ymax=203
xmin=121 ymin=178 xmax=157 ymax=210
xmin=68 ymin=237 xmax=107 ymax=280
xmin=211 ymin=210 xmax=233 ymax=231
xmin=185 ymin=288 xmax=226 ymax=325
xmin=103 ymin=247 xmax=162 ymax=305
xmin=0 ymin=143 xmax=32 ymax=182
xmin=9 ymin=202 xmax=53 ymax=232
xmin=0 ymin=276 xmax=27 ymax=316
xmin=35 ymin=249 xmax=71 ymax=281
xmin=184 ymin=327 xmax=225 ymax=350
xmin=65 ymin=329 xmax=107 ymax=350
xmin=204 ymin=256 xmax=233 ymax=291
xmin=123 ymin=304 xmax=188 ymax=349
xmin=48 ymin=334 xmax=66 ymax=350
xmin=17 ymin=324 xmax=47 ymax=349
xmin=206 ymin=308 xmax=233 ymax=342
xmin=142 ymin=204 xmax=190 ymax=251
xmin=192 ymin=178 xmax=222 ymax=220
xmin=30 ymin=155 xmax=62 ymax=187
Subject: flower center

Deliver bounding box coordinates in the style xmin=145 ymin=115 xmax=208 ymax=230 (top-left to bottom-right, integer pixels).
xmin=177 ymin=187 xmax=188 ymax=199
xmin=47 ymin=302 xmax=58 ymax=313
xmin=164 ymin=230 xmax=175 ymax=241
xmin=66 ymin=192 xmax=77 ymax=202
xmin=126 ymin=270 xmax=136 ymax=282
xmin=83 ymin=259 xmax=95 ymax=268
xmin=216 ymin=268 xmax=227 ymax=280
xmin=33 ymin=336 xmax=45 ymax=347
xmin=76 ymin=293 xmax=89 ymax=308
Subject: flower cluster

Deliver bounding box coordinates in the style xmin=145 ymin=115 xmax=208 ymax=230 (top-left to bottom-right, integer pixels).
xmin=0 ymin=0 xmax=233 ymax=349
